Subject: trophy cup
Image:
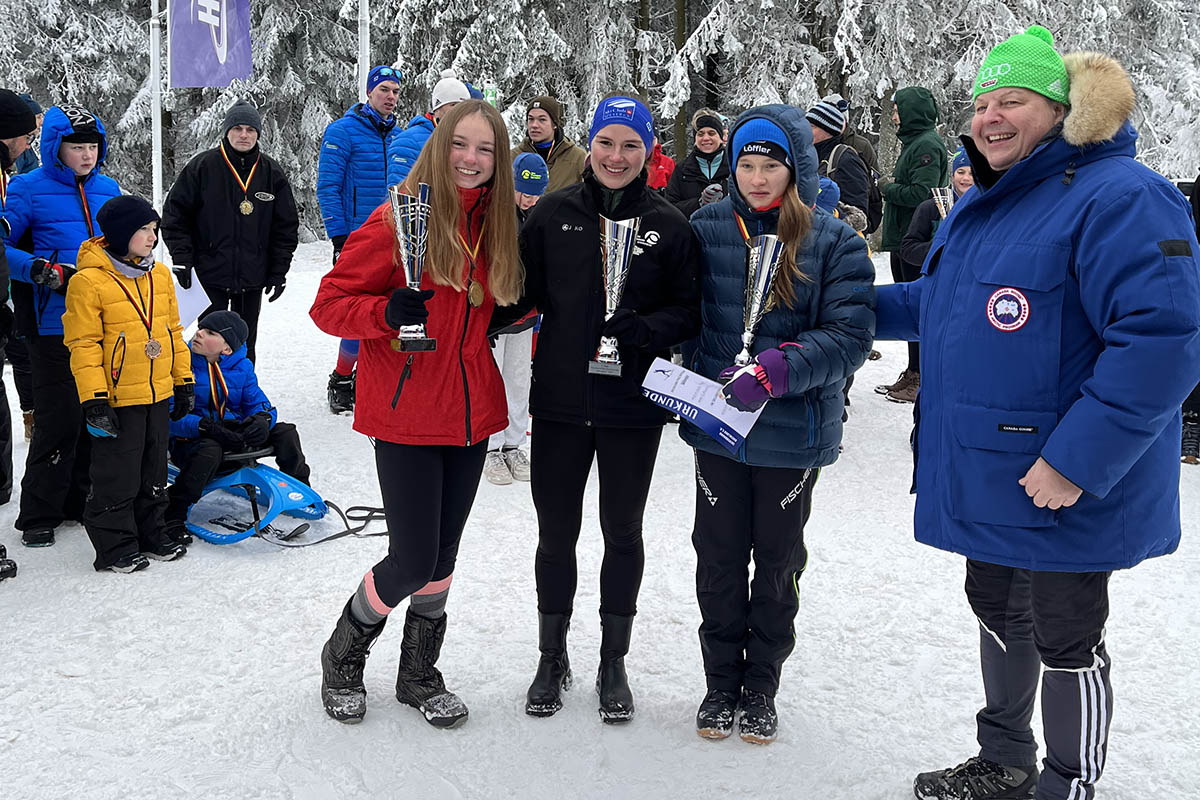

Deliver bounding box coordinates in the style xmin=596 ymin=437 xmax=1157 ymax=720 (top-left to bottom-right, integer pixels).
xmin=389 ymin=183 xmax=436 ymax=352
xmin=932 ymin=187 xmax=955 ymax=220
xmin=588 ymin=215 xmax=641 ymax=377
xmin=732 ymin=234 xmax=787 ymax=368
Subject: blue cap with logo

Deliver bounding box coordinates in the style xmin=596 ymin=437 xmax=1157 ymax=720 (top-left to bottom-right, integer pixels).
xmin=514 ymin=152 xmax=549 ymax=196
xmin=588 ymin=96 xmax=654 ymax=153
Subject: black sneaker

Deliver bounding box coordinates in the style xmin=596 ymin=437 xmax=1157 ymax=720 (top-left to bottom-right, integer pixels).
xmin=328 ymin=370 xmax=355 ymax=415
xmin=914 ymin=756 xmax=1038 ymax=799
xmin=0 ymin=556 xmax=16 ymax=580
xmin=737 ymin=689 xmax=777 ymax=744
xmin=108 ymin=554 xmax=150 ymax=573
xmin=144 ymin=541 xmax=187 ymax=562
xmin=696 ymin=689 xmax=738 ymax=739
xmin=165 ymin=519 xmax=193 ymax=546
xmin=21 ymin=528 xmax=55 ymax=548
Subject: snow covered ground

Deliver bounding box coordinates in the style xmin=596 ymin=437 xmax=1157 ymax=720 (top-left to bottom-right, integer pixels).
xmin=2 ymin=245 xmax=1197 ymax=800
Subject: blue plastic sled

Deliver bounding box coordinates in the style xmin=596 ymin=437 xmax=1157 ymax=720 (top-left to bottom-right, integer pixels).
xmin=166 ymin=448 xmax=328 ymax=545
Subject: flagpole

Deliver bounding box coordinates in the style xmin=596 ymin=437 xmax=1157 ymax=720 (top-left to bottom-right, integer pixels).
xmin=150 ymin=0 xmax=164 ymax=212
xmin=358 ymin=0 xmax=370 ymax=98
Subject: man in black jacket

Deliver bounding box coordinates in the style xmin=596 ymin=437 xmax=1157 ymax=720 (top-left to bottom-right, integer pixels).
xmin=806 ymin=101 xmax=870 ymax=214
xmin=161 ymin=100 xmax=299 ymax=363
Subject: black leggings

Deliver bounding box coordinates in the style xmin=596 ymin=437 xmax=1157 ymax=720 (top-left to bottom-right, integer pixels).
xmin=370 ymin=440 xmax=487 ymax=608
xmin=891 ymin=251 xmax=921 ymax=373
xmin=530 ymin=418 xmax=662 ymax=617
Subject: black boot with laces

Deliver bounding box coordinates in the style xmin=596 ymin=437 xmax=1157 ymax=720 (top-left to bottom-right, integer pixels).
xmin=320 ymin=599 xmax=386 ymax=723
xmin=695 ymin=689 xmax=739 ymax=739
xmin=914 ymin=756 xmax=1038 ymax=799
xmin=737 ymin=689 xmax=778 ymax=744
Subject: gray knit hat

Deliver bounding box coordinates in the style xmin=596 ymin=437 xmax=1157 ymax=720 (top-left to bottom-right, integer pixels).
xmin=222 ymin=100 xmax=262 ymax=135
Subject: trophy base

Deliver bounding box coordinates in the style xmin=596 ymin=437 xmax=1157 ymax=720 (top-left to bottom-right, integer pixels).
xmin=588 ymin=360 xmax=622 ymax=377
xmin=391 ymin=337 xmax=437 ymax=353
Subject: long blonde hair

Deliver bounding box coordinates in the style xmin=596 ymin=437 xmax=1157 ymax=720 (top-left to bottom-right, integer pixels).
xmin=756 ymin=181 xmax=813 ymax=311
xmin=397 ymin=100 xmax=522 ymax=305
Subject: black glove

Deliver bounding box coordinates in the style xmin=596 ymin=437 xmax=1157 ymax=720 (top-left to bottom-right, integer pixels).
xmin=238 ymin=411 xmax=273 ymax=447
xmin=331 ymin=235 xmax=347 ymax=265
xmin=30 ymin=258 xmax=76 ymax=291
xmin=385 ymin=287 xmax=434 ymax=329
xmin=82 ymin=399 xmax=119 ymax=439
xmin=170 ymin=384 xmax=194 ymax=421
xmin=265 ymin=282 xmax=286 ymax=302
xmin=699 ymin=183 xmax=724 ymax=206
xmin=198 ymin=417 xmax=245 ymax=451
xmin=172 ymin=265 xmax=192 ymax=289
xmin=602 ymin=308 xmax=652 ymax=349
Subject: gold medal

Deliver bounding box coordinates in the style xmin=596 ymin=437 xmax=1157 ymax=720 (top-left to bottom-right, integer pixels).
xmin=239 ymin=199 xmax=254 ymax=215
xmin=145 ymin=338 xmax=163 ymax=359
xmin=468 ymin=280 xmax=484 ymax=307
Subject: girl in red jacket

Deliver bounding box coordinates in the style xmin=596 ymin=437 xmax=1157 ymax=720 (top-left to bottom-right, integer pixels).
xmin=310 ymin=99 xmax=521 ymax=728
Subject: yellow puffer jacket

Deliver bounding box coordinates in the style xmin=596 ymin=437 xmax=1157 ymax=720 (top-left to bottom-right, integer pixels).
xmin=63 ymin=237 xmax=193 ymax=407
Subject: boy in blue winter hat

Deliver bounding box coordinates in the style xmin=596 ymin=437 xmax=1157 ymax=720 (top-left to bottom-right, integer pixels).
xmin=165 ymin=310 xmax=310 ymax=544
xmin=513 ymin=151 xmax=549 ymax=217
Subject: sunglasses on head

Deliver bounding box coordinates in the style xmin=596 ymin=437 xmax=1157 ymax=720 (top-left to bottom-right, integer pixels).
xmin=375 ymin=67 xmax=399 ymax=78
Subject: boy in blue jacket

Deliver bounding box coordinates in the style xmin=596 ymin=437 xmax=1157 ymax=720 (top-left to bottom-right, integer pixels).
xmin=165 ymin=311 xmax=310 ymax=543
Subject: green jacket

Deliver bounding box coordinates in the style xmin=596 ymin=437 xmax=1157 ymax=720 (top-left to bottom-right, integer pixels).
xmin=880 ymin=87 xmax=948 ymax=251
xmin=517 ymin=134 xmax=587 ymax=194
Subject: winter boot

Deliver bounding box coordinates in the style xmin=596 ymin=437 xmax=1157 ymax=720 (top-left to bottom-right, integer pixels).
xmin=21 ymin=528 xmax=54 ymax=548
xmin=887 ymin=371 xmax=920 ymax=404
xmin=1182 ymin=412 xmax=1200 ymax=465
xmin=913 ymin=756 xmax=1038 ymax=799
xmin=875 ymin=369 xmax=913 ymax=395
xmin=596 ymin=612 xmax=635 ymax=724
xmin=0 ymin=544 xmax=16 ymax=581
xmin=526 ymin=612 xmax=572 ymax=717
xmin=164 ymin=518 xmax=192 ymax=547
xmin=327 ymin=370 xmax=355 ymax=415
xmin=395 ymin=608 xmax=468 ymax=728
xmin=320 ymin=598 xmax=387 ymax=723
xmin=695 ymin=688 xmax=739 ymax=739
xmin=737 ymin=689 xmax=778 ymax=744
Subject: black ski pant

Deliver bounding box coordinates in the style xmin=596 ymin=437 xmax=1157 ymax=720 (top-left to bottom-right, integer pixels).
xmin=16 ymin=335 xmax=90 ymax=532
xmin=166 ymin=422 xmax=310 ymax=522
xmin=1183 ymin=381 xmax=1200 ymax=415
xmin=368 ymin=440 xmax=487 ymax=609
xmin=0 ymin=355 xmax=12 ymax=504
xmin=6 ymin=335 xmax=34 ymax=411
xmin=966 ymin=560 xmax=1112 ymax=800
xmin=202 ymin=287 xmax=263 ymax=363
xmin=84 ymin=401 xmax=172 ymax=570
xmin=692 ymin=450 xmax=815 ymax=697
xmin=530 ymin=418 xmax=662 ymax=617
xmin=891 ymin=251 xmax=921 ymax=373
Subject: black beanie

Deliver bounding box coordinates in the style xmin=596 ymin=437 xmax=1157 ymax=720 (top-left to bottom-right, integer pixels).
xmin=97 ymin=195 xmax=160 ymax=257
xmin=0 ymin=89 xmax=37 ymax=139
xmin=222 ymin=100 xmax=262 ymax=135
xmin=199 ymin=311 xmax=249 ymax=353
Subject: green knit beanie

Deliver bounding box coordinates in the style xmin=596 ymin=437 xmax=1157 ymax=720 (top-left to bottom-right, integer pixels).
xmin=972 ymin=25 xmax=1070 ymax=105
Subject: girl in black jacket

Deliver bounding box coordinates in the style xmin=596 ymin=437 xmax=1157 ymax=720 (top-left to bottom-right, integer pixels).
xmin=516 ymin=95 xmax=700 ymax=724
xmin=664 ymin=109 xmax=729 ymax=218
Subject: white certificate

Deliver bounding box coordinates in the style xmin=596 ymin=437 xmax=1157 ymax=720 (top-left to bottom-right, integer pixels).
xmin=640 ymin=357 xmax=764 ymax=454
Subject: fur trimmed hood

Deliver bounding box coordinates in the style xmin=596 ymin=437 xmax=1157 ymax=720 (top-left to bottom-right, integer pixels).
xmin=1062 ymin=52 xmax=1135 ymax=147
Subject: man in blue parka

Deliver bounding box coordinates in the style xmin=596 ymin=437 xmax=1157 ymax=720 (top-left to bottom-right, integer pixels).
xmin=4 ymin=104 xmax=122 ymax=547
xmin=876 ymin=28 xmax=1200 ymax=800
xmin=316 ymin=65 xmax=405 ymax=414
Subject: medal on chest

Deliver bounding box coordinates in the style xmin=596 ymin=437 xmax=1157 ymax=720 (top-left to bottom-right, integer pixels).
xmin=239 ymin=199 xmax=254 ymax=216
xmin=144 ymin=338 xmax=163 ymax=358
xmin=468 ymin=280 xmax=484 ymax=307
xmin=222 ymin=143 xmax=261 ymax=219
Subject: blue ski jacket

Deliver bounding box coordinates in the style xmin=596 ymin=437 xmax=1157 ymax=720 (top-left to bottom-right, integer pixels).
xmin=875 ymin=53 xmax=1200 ymax=572
xmin=316 ymin=104 xmax=404 ymax=238
xmin=392 ymin=113 xmax=435 ymax=184
xmin=681 ymin=104 xmax=876 ymax=468
xmin=170 ymin=345 xmax=277 ymax=439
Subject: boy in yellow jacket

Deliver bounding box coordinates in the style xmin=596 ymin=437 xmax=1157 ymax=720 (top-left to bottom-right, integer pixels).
xmin=63 ymin=196 xmax=195 ymax=572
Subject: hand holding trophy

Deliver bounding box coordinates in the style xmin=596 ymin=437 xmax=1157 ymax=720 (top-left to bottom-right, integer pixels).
xmin=389 ymin=183 xmax=436 ymax=352
xmin=589 ymin=215 xmax=641 ymax=376
xmin=731 ymin=233 xmax=787 ymax=369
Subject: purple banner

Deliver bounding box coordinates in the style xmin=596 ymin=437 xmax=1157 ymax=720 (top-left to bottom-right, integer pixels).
xmin=168 ymin=0 xmax=252 ymax=89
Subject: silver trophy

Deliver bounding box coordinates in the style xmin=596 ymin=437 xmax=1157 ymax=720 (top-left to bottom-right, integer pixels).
xmin=932 ymin=187 xmax=956 ymax=220
xmin=732 ymin=234 xmax=787 ymax=368
xmin=389 ymin=183 xmax=435 ymax=352
xmin=589 ymin=215 xmax=641 ymax=377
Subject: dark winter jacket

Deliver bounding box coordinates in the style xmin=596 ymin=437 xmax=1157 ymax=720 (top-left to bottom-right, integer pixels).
xmin=843 ymin=123 xmax=879 ymax=178
xmin=880 ymin=88 xmax=948 ymax=251
xmin=664 ymin=148 xmax=730 ymax=218
xmin=160 ymin=141 xmax=299 ymax=292
xmin=517 ymin=134 xmax=587 ymax=193
xmin=170 ymin=345 xmax=276 ymax=439
xmin=311 ymin=186 xmax=507 ymax=446
xmin=518 ymin=170 xmax=701 ymax=428
xmin=316 ymin=104 xmax=405 ymax=238
xmin=875 ymin=53 xmax=1200 ymax=572
xmin=3 ymin=106 xmax=122 ymax=336
xmin=392 ymin=113 xmax=435 ymax=184
xmin=815 ymin=135 xmax=870 ymax=213
xmin=898 ymin=197 xmax=943 ymax=270
xmin=682 ymin=104 xmax=875 ymax=468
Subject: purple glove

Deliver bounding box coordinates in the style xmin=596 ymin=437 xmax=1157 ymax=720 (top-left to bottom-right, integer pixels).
xmin=720 ymin=348 xmax=790 ymax=412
